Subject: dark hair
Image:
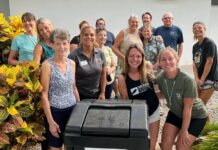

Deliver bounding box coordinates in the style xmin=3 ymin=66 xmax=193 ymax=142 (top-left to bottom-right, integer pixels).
xmin=96 ymin=28 xmax=107 ymax=35
xmin=22 ymin=12 xmax=36 ymax=22
xmin=95 ymin=18 xmax=105 ymax=26
xmin=79 ymin=20 xmax=89 ymax=30
xmin=141 ymin=12 xmax=152 ymax=20
xmin=192 ymin=21 xmax=206 ymax=40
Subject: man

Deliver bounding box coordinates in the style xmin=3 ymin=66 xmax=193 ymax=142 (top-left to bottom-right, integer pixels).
xmin=154 ymin=12 xmax=184 ymax=59
xmin=70 ymin=20 xmax=89 ymax=52
xmin=140 ymin=12 xmax=155 ymax=33
xmin=95 ymin=18 xmax=115 ymax=48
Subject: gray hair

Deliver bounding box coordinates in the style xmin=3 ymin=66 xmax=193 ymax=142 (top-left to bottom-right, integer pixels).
xmin=50 ymin=28 xmax=71 ymax=43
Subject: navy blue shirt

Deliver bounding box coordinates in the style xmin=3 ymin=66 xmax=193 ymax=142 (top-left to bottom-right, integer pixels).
xmin=105 ymin=31 xmax=115 ymax=48
xmin=154 ymin=25 xmax=183 ymax=51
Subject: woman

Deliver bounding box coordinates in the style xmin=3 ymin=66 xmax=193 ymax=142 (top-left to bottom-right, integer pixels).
xmin=68 ymin=26 xmax=106 ymax=100
xmin=118 ymin=44 xmax=159 ymax=150
xmin=157 ymin=47 xmax=208 ymax=150
xmin=34 ymin=18 xmax=54 ymax=64
xmin=141 ymin=25 xmax=165 ymax=71
xmin=40 ymin=28 xmax=80 ymax=150
xmin=192 ymin=21 xmax=217 ymax=104
xmin=96 ymin=28 xmax=116 ymax=99
xmin=8 ymin=12 xmax=37 ymax=65
xmin=113 ymin=14 xmax=143 ymax=98
xmin=113 ymin=14 xmax=143 ymax=76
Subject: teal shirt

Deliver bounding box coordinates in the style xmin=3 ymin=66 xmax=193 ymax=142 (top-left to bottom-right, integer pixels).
xmin=157 ymin=70 xmax=207 ymax=119
xmin=11 ymin=33 xmax=37 ymax=61
xmin=40 ymin=42 xmax=54 ymax=62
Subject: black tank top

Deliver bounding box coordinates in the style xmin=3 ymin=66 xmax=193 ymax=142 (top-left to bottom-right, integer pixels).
xmin=125 ymin=74 xmax=159 ymax=116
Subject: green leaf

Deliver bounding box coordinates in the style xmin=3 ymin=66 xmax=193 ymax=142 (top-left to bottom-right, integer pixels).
xmin=16 ymin=133 xmax=27 ymax=145
xmin=0 ymin=109 xmax=9 ymax=122
xmin=24 ymin=82 xmax=33 ymax=92
xmin=14 ymin=100 xmax=30 ymax=107
xmin=17 ymin=106 xmax=34 ymax=118
xmin=33 ymin=80 xmax=41 ymax=92
xmin=0 ymin=96 xmax=8 ymax=107
xmin=9 ymin=91 xmax=19 ymax=105
xmin=19 ymin=126 xmax=33 ymax=134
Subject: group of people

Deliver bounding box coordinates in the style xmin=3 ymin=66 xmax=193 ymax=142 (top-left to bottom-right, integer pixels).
xmin=7 ymin=11 xmax=218 ymax=150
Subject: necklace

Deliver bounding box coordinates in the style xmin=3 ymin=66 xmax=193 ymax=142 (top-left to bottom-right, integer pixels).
xmin=164 ymin=79 xmax=176 ymax=106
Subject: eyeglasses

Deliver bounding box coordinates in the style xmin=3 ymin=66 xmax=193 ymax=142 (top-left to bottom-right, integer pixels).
xmin=163 ymin=17 xmax=172 ymax=20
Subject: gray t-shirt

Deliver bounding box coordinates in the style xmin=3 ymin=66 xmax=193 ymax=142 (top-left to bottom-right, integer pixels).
xmin=68 ymin=47 xmax=106 ymax=98
xmin=157 ymin=70 xmax=207 ymax=119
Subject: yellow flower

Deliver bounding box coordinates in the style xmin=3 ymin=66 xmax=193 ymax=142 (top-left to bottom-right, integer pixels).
xmin=0 ymin=13 xmax=25 ymax=42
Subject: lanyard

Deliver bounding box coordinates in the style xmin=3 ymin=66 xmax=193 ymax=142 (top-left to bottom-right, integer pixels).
xmin=164 ymin=79 xmax=176 ymax=106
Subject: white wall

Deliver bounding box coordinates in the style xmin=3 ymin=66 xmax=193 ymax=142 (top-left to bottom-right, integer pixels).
xmin=9 ymin=0 xmax=218 ymax=65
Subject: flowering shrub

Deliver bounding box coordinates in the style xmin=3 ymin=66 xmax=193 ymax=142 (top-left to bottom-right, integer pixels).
xmin=0 ymin=61 xmax=45 ymax=149
xmin=0 ymin=13 xmax=25 ymax=64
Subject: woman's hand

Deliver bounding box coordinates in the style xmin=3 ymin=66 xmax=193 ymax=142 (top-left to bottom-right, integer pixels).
xmin=106 ymin=67 xmax=112 ymax=75
xmin=196 ymin=79 xmax=204 ymax=89
xmin=49 ymin=121 xmax=61 ymax=138
xmin=178 ymin=129 xmax=191 ymax=146
xmin=98 ymin=92 xmax=105 ymax=100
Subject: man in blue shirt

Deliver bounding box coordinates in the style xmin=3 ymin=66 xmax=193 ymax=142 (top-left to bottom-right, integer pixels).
xmin=154 ymin=12 xmax=184 ymax=59
xmin=95 ymin=18 xmax=115 ymax=48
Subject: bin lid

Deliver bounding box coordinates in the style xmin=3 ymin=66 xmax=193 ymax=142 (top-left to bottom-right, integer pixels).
xmin=82 ymin=107 xmax=130 ymax=136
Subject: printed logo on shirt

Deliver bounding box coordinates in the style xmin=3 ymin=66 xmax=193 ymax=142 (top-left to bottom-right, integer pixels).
xmin=176 ymin=92 xmax=182 ymax=99
xmin=130 ymin=83 xmax=151 ymax=96
xmin=194 ymin=51 xmax=202 ymax=68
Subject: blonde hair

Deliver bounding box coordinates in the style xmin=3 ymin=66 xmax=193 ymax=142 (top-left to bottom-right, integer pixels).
xmin=123 ymin=43 xmax=154 ymax=83
xmin=36 ymin=18 xmax=53 ymax=42
xmin=128 ymin=14 xmax=139 ymax=23
xmin=158 ymin=46 xmax=179 ymax=63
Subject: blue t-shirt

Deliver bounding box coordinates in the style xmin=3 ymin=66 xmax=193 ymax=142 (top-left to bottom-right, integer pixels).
xmin=105 ymin=31 xmax=115 ymax=48
xmin=11 ymin=33 xmax=37 ymax=61
xmin=154 ymin=25 xmax=183 ymax=51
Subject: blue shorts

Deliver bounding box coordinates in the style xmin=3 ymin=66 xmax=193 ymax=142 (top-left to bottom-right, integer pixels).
xmin=165 ymin=111 xmax=207 ymax=137
xmin=45 ymin=106 xmax=74 ymax=148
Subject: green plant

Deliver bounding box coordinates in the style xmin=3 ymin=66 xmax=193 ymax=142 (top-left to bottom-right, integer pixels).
xmin=0 ymin=62 xmax=45 ymax=149
xmin=200 ymin=123 xmax=218 ymax=136
xmin=0 ymin=13 xmax=25 ymax=64
xmin=192 ymin=131 xmax=218 ymax=150
xmin=192 ymin=123 xmax=218 ymax=150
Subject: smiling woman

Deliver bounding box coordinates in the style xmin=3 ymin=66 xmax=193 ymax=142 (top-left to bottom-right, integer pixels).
xmin=8 ymin=12 xmax=37 ymax=65
xmin=118 ymin=44 xmax=159 ymax=150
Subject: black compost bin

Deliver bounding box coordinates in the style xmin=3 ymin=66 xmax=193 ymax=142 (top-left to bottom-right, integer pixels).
xmin=64 ymin=99 xmax=149 ymax=150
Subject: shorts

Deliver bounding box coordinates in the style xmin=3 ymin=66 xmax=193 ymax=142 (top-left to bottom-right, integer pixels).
xmin=45 ymin=106 xmax=74 ymax=148
xmin=148 ymin=105 xmax=160 ymax=124
xmin=165 ymin=111 xmax=207 ymax=137
xmin=200 ymin=80 xmax=214 ymax=90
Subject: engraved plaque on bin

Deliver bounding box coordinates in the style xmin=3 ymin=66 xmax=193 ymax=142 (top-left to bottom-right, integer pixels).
xmin=82 ymin=107 xmax=130 ymax=136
